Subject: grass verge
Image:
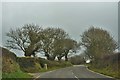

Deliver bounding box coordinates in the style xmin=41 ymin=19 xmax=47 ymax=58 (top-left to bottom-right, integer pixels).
xmin=86 ymin=64 xmax=119 ymax=79
xmin=2 ymin=69 xmax=32 ymax=78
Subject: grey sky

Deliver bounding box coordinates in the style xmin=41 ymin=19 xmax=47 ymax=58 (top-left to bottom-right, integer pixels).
xmin=2 ymin=2 xmax=118 ymax=56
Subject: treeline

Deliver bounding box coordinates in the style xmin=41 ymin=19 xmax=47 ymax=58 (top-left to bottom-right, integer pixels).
xmin=6 ymin=24 xmax=80 ymax=61
xmin=6 ymin=24 xmax=118 ymax=62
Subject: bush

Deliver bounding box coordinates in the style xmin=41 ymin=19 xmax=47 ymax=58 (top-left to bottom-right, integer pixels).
xmin=38 ymin=58 xmax=72 ymax=69
xmin=69 ymin=55 xmax=85 ymax=65
xmin=17 ymin=57 xmax=42 ymax=73
xmin=17 ymin=57 xmax=72 ymax=73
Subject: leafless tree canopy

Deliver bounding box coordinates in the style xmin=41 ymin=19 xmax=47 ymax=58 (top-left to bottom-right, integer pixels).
xmin=6 ymin=24 xmax=79 ymax=60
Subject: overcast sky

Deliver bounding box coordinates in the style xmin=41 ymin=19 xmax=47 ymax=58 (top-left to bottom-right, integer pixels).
xmin=2 ymin=2 xmax=118 ymax=56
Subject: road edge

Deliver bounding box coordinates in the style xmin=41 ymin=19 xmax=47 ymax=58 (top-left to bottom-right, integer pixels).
xmin=85 ymin=65 xmax=114 ymax=79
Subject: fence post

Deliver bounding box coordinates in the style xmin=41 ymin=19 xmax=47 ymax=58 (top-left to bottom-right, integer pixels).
xmin=44 ymin=64 xmax=47 ymax=70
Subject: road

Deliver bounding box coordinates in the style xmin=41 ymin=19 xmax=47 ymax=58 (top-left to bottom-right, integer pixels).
xmin=34 ymin=65 xmax=115 ymax=80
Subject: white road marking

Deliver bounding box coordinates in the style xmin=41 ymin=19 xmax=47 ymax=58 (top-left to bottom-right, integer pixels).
xmin=72 ymin=72 xmax=74 ymax=74
xmin=74 ymin=75 xmax=79 ymax=80
xmin=71 ymin=70 xmax=74 ymax=74
xmin=71 ymin=70 xmax=79 ymax=80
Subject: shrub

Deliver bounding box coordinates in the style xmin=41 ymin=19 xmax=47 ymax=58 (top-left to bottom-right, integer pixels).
xmin=37 ymin=58 xmax=72 ymax=69
xmin=17 ymin=57 xmax=42 ymax=73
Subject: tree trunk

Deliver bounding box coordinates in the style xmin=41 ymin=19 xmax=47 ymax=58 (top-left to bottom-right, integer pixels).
xmin=24 ymin=52 xmax=31 ymax=57
xmin=24 ymin=48 xmax=36 ymax=57
xmin=45 ymin=53 xmax=50 ymax=60
xmin=57 ymin=56 xmax=62 ymax=61
xmin=24 ymin=45 xmax=34 ymax=57
xmin=65 ymin=50 xmax=69 ymax=61
xmin=65 ymin=55 xmax=68 ymax=61
xmin=48 ymin=55 xmax=56 ymax=61
xmin=51 ymin=56 xmax=56 ymax=61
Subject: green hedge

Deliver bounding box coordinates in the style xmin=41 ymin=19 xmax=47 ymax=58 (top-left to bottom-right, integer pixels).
xmin=2 ymin=69 xmax=32 ymax=78
xmin=38 ymin=58 xmax=72 ymax=69
xmin=17 ymin=57 xmax=72 ymax=73
xmin=17 ymin=57 xmax=42 ymax=73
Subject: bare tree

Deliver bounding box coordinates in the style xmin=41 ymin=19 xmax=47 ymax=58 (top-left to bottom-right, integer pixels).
xmin=41 ymin=27 xmax=68 ymax=60
xmin=6 ymin=24 xmax=43 ymax=57
xmin=53 ymin=38 xmax=79 ymax=61
xmin=81 ymin=27 xmax=117 ymax=60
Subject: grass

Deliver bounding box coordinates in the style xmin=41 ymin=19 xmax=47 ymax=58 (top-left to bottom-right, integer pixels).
xmin=89 ymin=67 xmax=119 ymax=79
xmin=2 ymin=69 xmax=32 ymax=78
xmin=86 ymin=63 xmax=120 ymax=79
